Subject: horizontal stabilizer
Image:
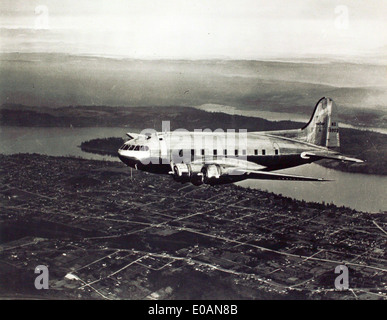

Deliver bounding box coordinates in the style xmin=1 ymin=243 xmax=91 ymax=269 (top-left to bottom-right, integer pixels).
xmin=233 ymin=169 xmax=329 ymax=181
xmin=301 ymin=152 xmax=364 ymax=163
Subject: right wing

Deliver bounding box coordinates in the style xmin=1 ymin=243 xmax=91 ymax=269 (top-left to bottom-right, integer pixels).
xmin=232 ymin=168 xmax=329 ymax=181
xmin=189 ymin=158 xmax=329 ymax=182
xmin=301 ymin=151 xmax=364 ymax=163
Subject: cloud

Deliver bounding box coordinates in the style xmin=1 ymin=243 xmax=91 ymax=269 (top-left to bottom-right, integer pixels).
xmin=0 ymin=0 xmax=386 ymax=60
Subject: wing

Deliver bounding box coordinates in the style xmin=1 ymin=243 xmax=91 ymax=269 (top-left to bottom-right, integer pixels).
xmin=301 ymin=151 xmax=364 ymax=163
xmin=126 ymin=132 xmax=151 ymax=140
xmin=231 ymin=168 xmax=329 ymax=181
xmin=189 ymin=158 xmax=329 ymax=182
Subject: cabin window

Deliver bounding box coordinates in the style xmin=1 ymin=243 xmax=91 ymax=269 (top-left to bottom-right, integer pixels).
xmin=213 ymin=149 xmax=217 ymax=156
xmin=254 ymin=149 xmax=258 ymax=155
xmin=275 ymin=149 xmax=279 ymax=155
xmin=235 ymin=149 xmax=239 ymax=156
xmin=224 ymin=149 xmax=227 ymax=156
xmin=262 ymin=149 xmax=266 ymax=155
xmin=179 ymin=149 xmax=183 ymax=157
xmin=242 ymin=150 xmax=246 ymax=156
xmin=201 ymin=149 xmax=205 ymax=156
xmin=134 ymin=146 xmax=140 ymax=151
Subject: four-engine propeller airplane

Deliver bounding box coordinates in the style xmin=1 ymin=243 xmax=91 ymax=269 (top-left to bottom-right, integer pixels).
xmin=118 ymin=97 xmax=363 ymax=185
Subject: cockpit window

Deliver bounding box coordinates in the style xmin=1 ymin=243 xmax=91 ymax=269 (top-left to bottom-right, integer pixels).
xmin=122 ymin=144 xmax=149 ymax=151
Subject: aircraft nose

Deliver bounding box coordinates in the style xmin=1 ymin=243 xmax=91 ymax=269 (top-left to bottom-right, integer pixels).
xmin=118 ymin=153 xmax=139 ymax=168
xmin=118 ymin=142 xmax=151 ymax=168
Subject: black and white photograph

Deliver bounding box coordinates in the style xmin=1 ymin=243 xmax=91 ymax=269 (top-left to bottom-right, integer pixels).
xmin=0 ymin=0 xmax=386 ymax=305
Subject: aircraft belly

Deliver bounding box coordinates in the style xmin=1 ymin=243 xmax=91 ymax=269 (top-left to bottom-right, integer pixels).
xmin=118 ymin=154 xmax=170 ymax=174
xmin=246 ymin=154 xmax=312 ymax=171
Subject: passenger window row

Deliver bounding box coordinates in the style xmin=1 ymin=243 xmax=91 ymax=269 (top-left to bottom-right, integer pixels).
xmin=183 ymin=149 xmax=276 ymax=156
xmin=120 ymin=145 xmax=277 ymax=155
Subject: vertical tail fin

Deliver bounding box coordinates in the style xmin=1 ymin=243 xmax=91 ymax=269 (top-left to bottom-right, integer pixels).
xmin=302 ymin=97 xmax=340 ymax=150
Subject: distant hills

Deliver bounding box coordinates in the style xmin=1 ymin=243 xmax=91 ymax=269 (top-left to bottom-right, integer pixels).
xmin=0 ymin=103 xmax=301 ymax=131
xmin=0 ymin=52 xmax=386 ymax=128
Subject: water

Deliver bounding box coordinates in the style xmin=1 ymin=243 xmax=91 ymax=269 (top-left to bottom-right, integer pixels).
xmin=0 ymin=126 xmax=127 ymax=160
xmin=237 ymin=165 xmax=387 ymax=213
xmin=0 ymin=125 xmax=386 ymax=213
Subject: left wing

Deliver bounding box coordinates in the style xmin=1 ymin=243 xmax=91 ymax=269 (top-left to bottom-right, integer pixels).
xmin=126 ymin=132 xmax=151 ymax=140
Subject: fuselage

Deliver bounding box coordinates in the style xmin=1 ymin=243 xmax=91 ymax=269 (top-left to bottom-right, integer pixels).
xmin=117 ymin=98 xmax=362 ymax=185
xmin=118 ymin=130 xmax=325 ymax=183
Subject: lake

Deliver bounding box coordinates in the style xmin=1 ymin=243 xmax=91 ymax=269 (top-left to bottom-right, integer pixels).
xmin=0 ymin=125 xmax=386 ymax=213
xmin=0 ymin=126 xmax=127 ymax=160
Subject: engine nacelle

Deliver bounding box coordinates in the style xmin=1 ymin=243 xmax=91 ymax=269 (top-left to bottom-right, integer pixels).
xmin=189 ymin=164 xmax=205 ymax=186
xmin=172 ymin=163 xmax=190 ymax=183
xmin=172 ymin=163 xmax=204 ymax=185
xmin=201 ymin=164 xmax=222 ymax=184
xmin=172 ymin=163 xmax=228 ymax=185
xmin=173 ymin=163 xmax=190 ymax=177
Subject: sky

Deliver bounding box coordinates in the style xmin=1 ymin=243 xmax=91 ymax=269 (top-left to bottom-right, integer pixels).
xmin=0 ymin=0 xmax=386 ymax=60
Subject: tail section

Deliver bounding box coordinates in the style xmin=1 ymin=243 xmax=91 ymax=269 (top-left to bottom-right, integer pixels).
xmin=302 ymin=97 xmax=340 ymax=150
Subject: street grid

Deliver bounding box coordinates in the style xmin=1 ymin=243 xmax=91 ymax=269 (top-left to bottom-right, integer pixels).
xmin=0 ymin=154 xmax=386 ymax=300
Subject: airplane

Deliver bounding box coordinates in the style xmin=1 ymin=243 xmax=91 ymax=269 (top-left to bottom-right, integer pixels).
xmin=118 ymin=97 xmax=363 ymax=185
